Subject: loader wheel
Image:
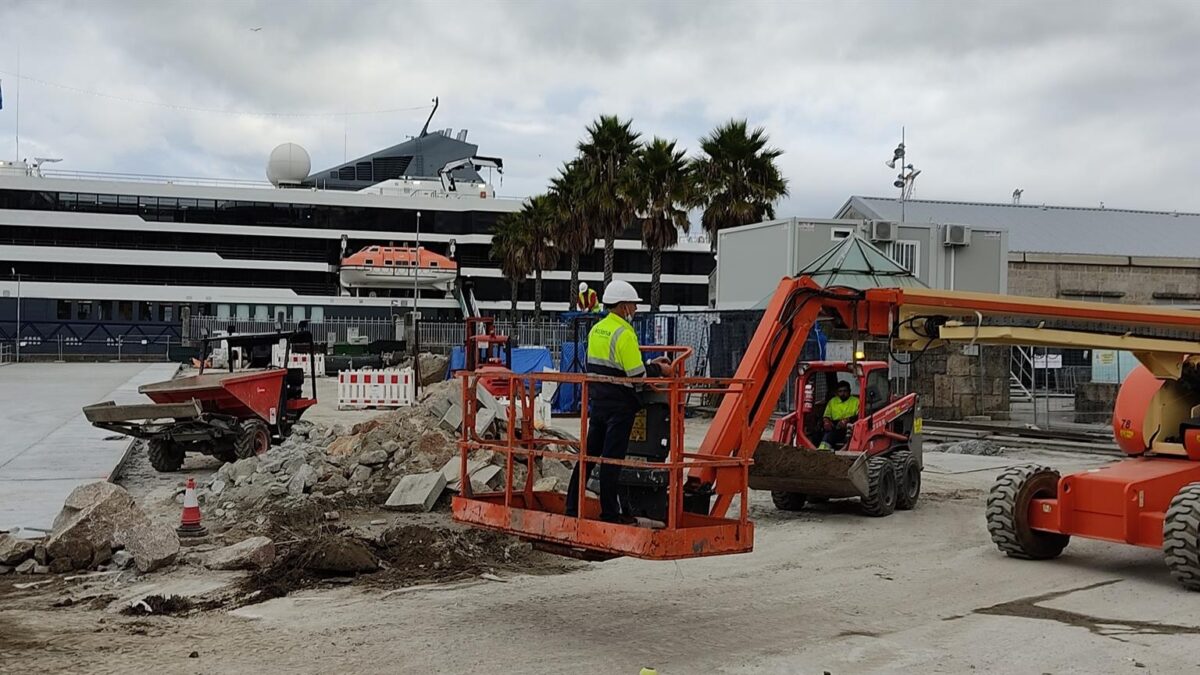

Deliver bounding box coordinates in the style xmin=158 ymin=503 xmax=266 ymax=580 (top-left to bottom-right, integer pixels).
xmin=1163 ymin=482 xmax=1200 ymax=591
xmin=234 ymin=419 xmax=271 ymax=459
xmin=891 ymin=449 xmax=922 ymax=511
xmin=860 ymin=456 xmax=897 ymax=517
xmin=987 ymin=465 xmax=1069 ymax=560
xmin=147 ymin=438 xmax=184 ymax=473
xmin=771 ymin=491 xmax=807 ymax=512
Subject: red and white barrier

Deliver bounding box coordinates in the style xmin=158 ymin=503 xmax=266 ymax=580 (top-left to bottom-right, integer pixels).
xmin=272 ymin=344 xmax=326 ymax=375
xmin=338 ymin=368 xmax=416 ymax=410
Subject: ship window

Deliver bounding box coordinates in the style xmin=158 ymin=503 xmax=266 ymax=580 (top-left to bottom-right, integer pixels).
xmin=75 ymin=193 xmax=97 ymax=211
xmin=384 ymin=260 xmax=393 ymax=265
xmin=76 ymin=302 xmax=93 ymax=320
xmin=97 ymin=301 xmax=112 ymax=321
xmin=365 ymin=258 xmax=374 ymax=265
xmin=118 ymin=195 xmax=138 ymax=214
xmin=310 ymin=307 xmax=325 ymax=323
xmin=118 ymin=301 xmax=133 ymax=321
xmin=197 ymin=303 xmax=212 ymax=316
xmin=338 ymin=166 xmax=356 ymax=180
xmin=254 ymin=305 xmax=268 ymax=321
xmin=429 ymin=262 xmax=438 ymax=267
xmin=139 ymin=302 xmax=153 ymax=321
xmin=59 ymin=193 xmax=77 ymax=210
xmin=328 ymin=171 xmax=338 ymax=179
xmin=292 ymin=306 xmax=307 ymax=321
xmin=159 ymin=304 xmax=174 ymax=322
xmin=355 ymin=162 xmax=372 ymax=181
xmin=216 ymin=304 xmax=231 ymax=319
xmin=57 ymin=300 xmax=71 ymax=320
xmin=236 ymin=304 xmax=250 ymax=320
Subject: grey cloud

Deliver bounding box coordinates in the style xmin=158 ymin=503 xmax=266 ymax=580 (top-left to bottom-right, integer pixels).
xmin=1 ymin=0 xmax=1198 ymax=215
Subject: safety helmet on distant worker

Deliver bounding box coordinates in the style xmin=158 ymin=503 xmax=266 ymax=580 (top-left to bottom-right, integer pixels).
xmin=602 ymin=280 xmax=642 ymax=305
xmin=578 ymin=282 xmax=589 ymax=294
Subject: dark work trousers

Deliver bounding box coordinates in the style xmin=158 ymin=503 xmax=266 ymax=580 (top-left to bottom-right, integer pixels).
xmin=565 ymin=405 xmax=637 ymax=521
xmin=819 ymin=425 xmax=849 ymax=448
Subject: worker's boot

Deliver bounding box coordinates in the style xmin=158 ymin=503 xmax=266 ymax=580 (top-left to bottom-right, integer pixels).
xmin=818 ymin=441 xmax=832 ymax=450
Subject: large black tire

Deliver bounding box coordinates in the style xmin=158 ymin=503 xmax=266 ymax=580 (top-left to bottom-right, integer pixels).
xmin=891 ymin=449 xmax=921 ymax=511
xmin=147 ymin=437 xmax=185 ymax=472
xmin=771 ymin=491 xmax=808 ymax=512
xmin=861 ymin=456 xmax=897 ymax=517
xmin=1163 ymin=483 xmax=1200 ymax=591
xmin=987 ymin=465 xmax=1070 ymax=560
xmin=234 ymin=419 xmax=272 ymax=459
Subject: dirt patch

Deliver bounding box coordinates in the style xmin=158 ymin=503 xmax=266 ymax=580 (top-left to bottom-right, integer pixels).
xmin=120 ymin=594 xmax=197 ymax=616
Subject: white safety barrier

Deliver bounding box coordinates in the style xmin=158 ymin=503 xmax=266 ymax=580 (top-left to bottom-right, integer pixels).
xmin=272 ymin=344 xmax=326 ymax=375
xmin=496 ymin=369 xmax=557 ymax=429
xmin=338 ymin=368 xmax=416 ymax=410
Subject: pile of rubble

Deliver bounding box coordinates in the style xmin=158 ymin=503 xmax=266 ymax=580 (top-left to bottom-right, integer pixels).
xmin=1 ymin=481 xmax=179 ymax=576
xmin=927 ymin=439 xmax=1005 ymax=456
xmin=198 ymin=379 xmax=576 ymax=528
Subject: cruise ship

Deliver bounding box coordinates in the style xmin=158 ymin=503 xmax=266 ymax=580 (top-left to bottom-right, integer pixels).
xmin=0 ymin=109 xmax=714 ymax=356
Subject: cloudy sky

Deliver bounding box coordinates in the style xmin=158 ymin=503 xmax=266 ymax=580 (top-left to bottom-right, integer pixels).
xmin=1 ymin=0 xmax=1198 ymax=217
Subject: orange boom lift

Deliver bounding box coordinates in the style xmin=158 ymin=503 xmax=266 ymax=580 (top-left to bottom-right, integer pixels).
xmin=452 ymin=276 xmax=1200 ymax=586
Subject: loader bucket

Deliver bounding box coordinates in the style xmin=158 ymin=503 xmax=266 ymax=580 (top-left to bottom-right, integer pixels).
xmin=748 ymin=441 xmax=869 ymax=498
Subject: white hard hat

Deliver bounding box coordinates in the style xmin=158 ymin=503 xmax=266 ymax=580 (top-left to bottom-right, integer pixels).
xmin=578 ymin=282 xmax=588 ymax=293
xmin=602 ymin=280 xmax=642 ymax=305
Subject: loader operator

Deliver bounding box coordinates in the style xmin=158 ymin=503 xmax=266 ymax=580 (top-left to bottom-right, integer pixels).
xmin=566 ymin=280 xmax=671 ymax=524
xmin=818 ymin=381 xmax=860 ymax=450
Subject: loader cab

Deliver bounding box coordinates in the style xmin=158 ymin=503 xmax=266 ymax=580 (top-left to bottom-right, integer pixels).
xmin=785 ymin=361 xmax=892 ymax=450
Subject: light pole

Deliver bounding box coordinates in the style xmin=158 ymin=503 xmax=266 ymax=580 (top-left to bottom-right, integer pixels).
xmin=885 ymin=128 xmax=920 ymax=222
xmin=412 ymin=211 xmax=421 ymax=315
xmin=11 ymin=267 xmax=20 ymax=363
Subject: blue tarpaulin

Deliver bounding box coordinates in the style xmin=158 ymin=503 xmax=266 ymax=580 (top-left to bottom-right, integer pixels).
xmin=447 ymin=346 xmax=555 ymax=379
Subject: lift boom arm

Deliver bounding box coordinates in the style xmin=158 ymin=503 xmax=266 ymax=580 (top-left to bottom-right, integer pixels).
xmin=696 ymin=276 xmax=1200 ymax=518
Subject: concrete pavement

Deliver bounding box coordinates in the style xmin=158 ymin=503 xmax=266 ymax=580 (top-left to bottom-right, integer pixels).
xmin=0 ymin=361 xmax=178 ymax=536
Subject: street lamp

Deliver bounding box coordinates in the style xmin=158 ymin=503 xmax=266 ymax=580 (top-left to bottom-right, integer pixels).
xmin=11 ymin=267 xmax=20 ymax=363
xmin=412 ymin=211 xmax=422 ymax=316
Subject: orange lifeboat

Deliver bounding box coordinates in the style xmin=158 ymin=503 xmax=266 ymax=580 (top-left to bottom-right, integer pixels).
xmin=339 ymin=245 xmax=458 ymax=292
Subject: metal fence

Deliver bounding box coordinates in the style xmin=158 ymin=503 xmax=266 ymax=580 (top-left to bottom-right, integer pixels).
xmin=0 ymin=343 xmax=11 ymax=365
xmin=189 ymin=315 xmax=402 ymax=346
xmin=419 ymin=319 xmax=574 ymax=359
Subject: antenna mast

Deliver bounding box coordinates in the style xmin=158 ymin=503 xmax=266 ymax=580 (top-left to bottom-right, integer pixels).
xmin=419 ymin=97 xmax=439 ymax=137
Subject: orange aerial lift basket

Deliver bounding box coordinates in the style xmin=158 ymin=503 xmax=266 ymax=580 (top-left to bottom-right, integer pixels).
xmin=450 ymin=347 xmax=757 ymax=561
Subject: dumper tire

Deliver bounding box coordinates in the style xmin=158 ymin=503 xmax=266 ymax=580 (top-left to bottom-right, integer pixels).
xmin=987 ymin=465 xmax=1069 ymax=560
xmin=860 ymin=456 xmax=897 ymax=517
xmin=234 ymin=419 xmax=272 ymax=459
xmin=891 ymin=449 xmax=921 ymax=511
xmin=771 ymin=491 xmax=807 ymax=512
xmin=147 ymin=437 xmax=184 ymax=473
xmin=1163 ymin=483 xmax=1200 ymax=591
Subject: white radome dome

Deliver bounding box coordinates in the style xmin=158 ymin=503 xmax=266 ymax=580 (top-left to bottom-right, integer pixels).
xmin=266 ymin=142 xmax=311 ymax=186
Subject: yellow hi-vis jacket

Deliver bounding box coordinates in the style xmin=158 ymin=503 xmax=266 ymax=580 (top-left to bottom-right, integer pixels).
xmin=586 ymin=312 xmax=661 ymax=411
xmin=823 ymin=395 xmax=860 ymax=422
xmin=578 ymin=288 xmax=600 ymax=312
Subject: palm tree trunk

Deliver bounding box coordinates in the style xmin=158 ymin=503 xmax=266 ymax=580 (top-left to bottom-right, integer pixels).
xmin=603 ymin=236 xmax=615 ymax=286
xmin=651 ymin=248 xmax=662 ymax=311
xmin=569 ymin=254 xmax=580 ymax=311
xmin=534 ymin=269 xmax=543 ymax=323
xmin=510 ymin=279 xmax=519 ymax=325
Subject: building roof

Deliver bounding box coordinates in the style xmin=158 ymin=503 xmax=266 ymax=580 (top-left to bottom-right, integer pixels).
xmin=839 ymin=195 xmax=1200 ymax=258
xmin=798 ymin=234 xmax=928 ymax=290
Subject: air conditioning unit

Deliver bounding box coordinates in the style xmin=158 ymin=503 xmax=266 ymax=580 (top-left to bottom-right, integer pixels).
xmin=943 ymin=224 xmax=970 ymax=247
xmin=868 ymin=220 xmax=897 ymax=242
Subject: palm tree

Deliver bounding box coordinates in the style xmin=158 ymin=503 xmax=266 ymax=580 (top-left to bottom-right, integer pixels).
xmin=522 ymin=194 xmax=561 ymax=323
xmin=626 ymin=137 xmax=691 ymax=310
xmin=577 ymin=115 xmax=640 ymax=285
xmin=691 ymin=119 xmax=789 ymax=245
xmin=548 ymin=161 xmax=591 ymax=310
xmin=489 ymin=213 xmax=531 ymax=324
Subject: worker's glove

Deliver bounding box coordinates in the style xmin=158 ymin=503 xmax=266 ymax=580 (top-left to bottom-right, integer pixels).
xmin=823 ymin=419 xmax=834 ymax=431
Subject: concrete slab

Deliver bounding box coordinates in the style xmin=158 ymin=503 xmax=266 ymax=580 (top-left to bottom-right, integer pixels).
xmin=923 ymin=453 xmax=1021 ymax=475
xmin=384 ymin=471 xmax=446 ymax=512
xmin=0 ymin=362 xmax=179 ymax=536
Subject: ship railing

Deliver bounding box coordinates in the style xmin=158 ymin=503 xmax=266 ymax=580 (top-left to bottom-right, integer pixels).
xmin=38 ymin=169 xmax=273 ymax=189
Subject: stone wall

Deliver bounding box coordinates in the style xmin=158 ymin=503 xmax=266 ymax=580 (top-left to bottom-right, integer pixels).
xmin=1009 ymin=257 xmax=1200 ymax=305
xmin=850 ymin=339 xmax=1009 ymax=421
xmin=1075 ymin=381 xmax=1120 ymax=425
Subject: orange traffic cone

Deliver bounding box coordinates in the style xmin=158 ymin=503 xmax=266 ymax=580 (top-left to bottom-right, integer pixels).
xmin=177 ymin=477 xmax=208 ymax=538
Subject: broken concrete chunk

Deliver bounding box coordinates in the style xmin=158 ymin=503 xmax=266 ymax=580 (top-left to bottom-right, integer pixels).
xmin=229 ymin=457 xmax=259 ymax=485
xmin=349 ymin=465 xmax=373 ymax=485
xmin=471 ymin=464 xmax=504 ymax=490
xmin=358 ymin=449 xmax=389 ymax=466
xmin=14 ymin=559 xmax=36 ymax=574
xmin=204 ymin=536 xmax=275 ymax=570
xmin=384 ymin=472 xmax=447 ymax=512
xmin=533 ymin=476 xmax=559 ymax=492
xmin=120 ymin=521 xmax=180 ymax=572
xmin=0 ymin=534 xmax=34 ymax=566
xmin=287 ymin=464 xmax=316 ymax=496
xmin=110 ymin=550 xmax=134 ymax=569
xmin=46 ymin=481 xmax=144 ymax=571
xmin=439 ymin=404 xmax=464 ymax=433
xmin=440 ymin=457 xmax=487 ymax=492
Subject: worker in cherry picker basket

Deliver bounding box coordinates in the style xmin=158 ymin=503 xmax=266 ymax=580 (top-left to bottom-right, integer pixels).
xmin=818 ymin=381 xmax=860 ymax=450
xmin=566 ymin=280 xmax=672 ymax=524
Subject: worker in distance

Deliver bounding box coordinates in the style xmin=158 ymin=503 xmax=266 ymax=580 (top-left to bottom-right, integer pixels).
xmin=565 ymin=280 xmax=672 ymax=524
